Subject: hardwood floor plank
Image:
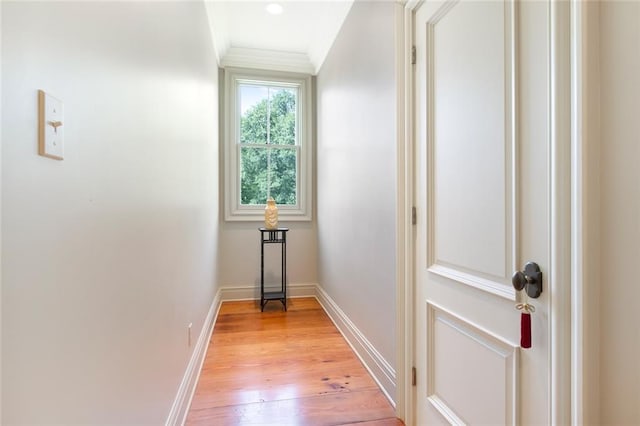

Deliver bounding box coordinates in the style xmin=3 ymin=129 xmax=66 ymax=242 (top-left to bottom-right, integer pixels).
xmin=190 ymin=368 xmax=378 ymax=409
xmin=201 ymin=335 xmax=367 ymax=364
xmin=340 ymin=418 xmax=405 ymax=426
xmin=217 ymin=297 xmax=320 ymax=315
xmin=186 ymin=297 xmax=402 ymax=425
xmin=187 ymin=389 xmax=395 ymax=426
xmin=201 ymin=340 xmax=361 ymax=367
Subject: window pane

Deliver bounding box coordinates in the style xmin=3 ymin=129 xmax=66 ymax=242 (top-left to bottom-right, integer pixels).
xmin=269 ymin=148 xmax=297 ymax=205
xmin=240 ymin=147 xmax=268 ymax=205
xmin=240 ymin=85 xmax=268 ymax=144
xmin=269 ymin=88 xmax=297 ymax=145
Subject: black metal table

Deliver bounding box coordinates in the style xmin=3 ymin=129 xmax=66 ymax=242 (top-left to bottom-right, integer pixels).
xmin=259 ymin=228 xmax=288 ymax=311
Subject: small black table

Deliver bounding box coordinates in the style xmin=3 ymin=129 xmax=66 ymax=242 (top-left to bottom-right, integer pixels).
xmin=259 ymin=228 xmax=288 ymax=311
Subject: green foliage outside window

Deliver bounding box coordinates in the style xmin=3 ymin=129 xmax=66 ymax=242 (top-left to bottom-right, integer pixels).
xmin=240 ymin=88 xmax=298 ymax=206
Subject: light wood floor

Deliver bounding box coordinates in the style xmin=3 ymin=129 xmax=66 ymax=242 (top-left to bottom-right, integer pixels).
xmin=186 ymin=297 xmax=403 ymax=425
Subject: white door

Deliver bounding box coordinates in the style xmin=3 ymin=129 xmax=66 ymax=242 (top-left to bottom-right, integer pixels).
xmin=413 ymin=0 xmax=562 ymax=424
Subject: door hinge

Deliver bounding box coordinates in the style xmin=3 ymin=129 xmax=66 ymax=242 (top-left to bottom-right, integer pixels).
xmin=412 ymin=366 xmax=417 ymax=386
xmin=412 ymin=206 xmax=417 ymax=225
xmin=411 ymin=46 xmax=417 ymax=65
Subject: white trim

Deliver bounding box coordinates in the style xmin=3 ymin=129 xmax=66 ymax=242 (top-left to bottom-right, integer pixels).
xmin=221 ymin=47 xmax=315 ymax=75
xmin=549 ymin=0 xmax=573 ymax=424
xmin=402 ymin=2 xmax=420 ymax=425
xmin=428 ymin=264 xmax=516 ymax=301
xmin=219 ymin=282 xmax=318 ymax=302
xmin=570 ymin=1 xmax=584 ymax=422
xmin=428 ymin=395 xmax=467 ymax=425
xmin=203 ymin=1 xmax=226 ymax=65
xmin=223 ymin=67 xmax=313 ymax=222
xmin=315 ymin=286 xmax=397 ymax=407
xmin=165 ymin=290 xmax=222 ymax=426
xmin=394 ymin=1 xmax=409 ymax=422
xmin=570 ymin=0 xmax=596 ymax=423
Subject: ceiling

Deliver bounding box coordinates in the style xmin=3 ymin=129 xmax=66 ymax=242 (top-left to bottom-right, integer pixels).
xmin=205 ymin=1 xmax=354 ymax=75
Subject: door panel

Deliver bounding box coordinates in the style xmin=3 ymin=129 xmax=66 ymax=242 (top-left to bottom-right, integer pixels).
xmin=414 ymin=0 xmax=550 ymax=424
xmin=426 ymin=0 xmax=516 ymax=299
xmin=430 ymin=0 xmax=511 ymax=282
xmin=427 ymin=303 xmax=518 ymax=425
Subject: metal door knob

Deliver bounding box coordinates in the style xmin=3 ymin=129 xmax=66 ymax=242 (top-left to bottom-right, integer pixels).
xmin=512 ymin=262 xmax=543 ymax=298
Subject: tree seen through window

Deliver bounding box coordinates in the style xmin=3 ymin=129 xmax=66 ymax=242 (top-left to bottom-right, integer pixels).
xmin=239 ymin=85 xmax=298 ymax=205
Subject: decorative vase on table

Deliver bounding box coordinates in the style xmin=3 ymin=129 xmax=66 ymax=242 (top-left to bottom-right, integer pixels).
xmin=264 ymin=197 xmax=278 ymax=229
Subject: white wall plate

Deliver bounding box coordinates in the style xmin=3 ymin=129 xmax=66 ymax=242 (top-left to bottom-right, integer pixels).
xmin=38 ymin=90 xmax=64 ymax=160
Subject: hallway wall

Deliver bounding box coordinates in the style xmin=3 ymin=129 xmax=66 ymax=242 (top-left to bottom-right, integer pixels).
xmin=598 ymin=1 xmax=640 ymax=422
xmin=1 ymin=2 xmax=220 ymax=423
xmin=316 ymin=0 xmax=397 ymax=399
xmin=217 ymin=222 xmax=318 ymax=292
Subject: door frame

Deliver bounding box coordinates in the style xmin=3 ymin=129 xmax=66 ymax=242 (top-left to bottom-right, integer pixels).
xmin=569 ymin=0 xmax=599 ymax=423
xmin=395 ymin=0 xmax=581 ymax=423
xmin=393 ymin=0 xmax=412 ymax=422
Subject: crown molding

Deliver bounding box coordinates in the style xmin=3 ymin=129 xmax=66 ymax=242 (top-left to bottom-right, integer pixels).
xmin=220 ymin=47 xmax=315 ymax=75
xmin=204 ymin=1 xmax=228 ymax=65
xmin=306 ymin=0 xmax=354 ymax=74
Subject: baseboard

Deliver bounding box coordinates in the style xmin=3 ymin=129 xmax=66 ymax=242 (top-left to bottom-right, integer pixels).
xmin=165 ymin=289 xmax=222 ymax=426
xmin=219 ymin=282 xmax=318 ymax=301
xmin=315 ymin=286 xmax=397 ymax=407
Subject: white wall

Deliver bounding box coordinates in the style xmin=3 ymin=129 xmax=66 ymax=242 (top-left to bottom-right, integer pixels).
xmin=583 ymin=2 xmax=602 ymax=423
xmin=1 ymin=2 xmax=219 ymax=424
xmin=316 ymin=0 xmax=397 ymax=394
xmin=217 ymin=223 xmax=318 ymax=291
xmin=598 ymin=1 xmax=640 ymax=423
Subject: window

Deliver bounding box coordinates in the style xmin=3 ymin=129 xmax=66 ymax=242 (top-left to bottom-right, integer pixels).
xmin=224 ymin=68 xmax=312 ymax=221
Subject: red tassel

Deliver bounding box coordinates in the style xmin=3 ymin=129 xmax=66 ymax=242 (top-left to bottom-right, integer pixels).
xmin=521 ymin=312 xmax=532 ymax=349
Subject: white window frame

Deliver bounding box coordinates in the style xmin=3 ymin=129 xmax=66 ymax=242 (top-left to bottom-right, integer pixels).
xmin=224 ymin=68 xmax=313 ymax=221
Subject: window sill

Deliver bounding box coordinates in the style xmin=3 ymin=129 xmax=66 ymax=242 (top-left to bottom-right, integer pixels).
xmin=224 ymin=209 xmax=312 ymax=222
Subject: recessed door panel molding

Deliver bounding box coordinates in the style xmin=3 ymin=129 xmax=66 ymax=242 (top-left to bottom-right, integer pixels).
xmin=426 ymin=0 xmax=518 ymax=300
xmin=426 ymin=302 xmax=519 ymax=425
